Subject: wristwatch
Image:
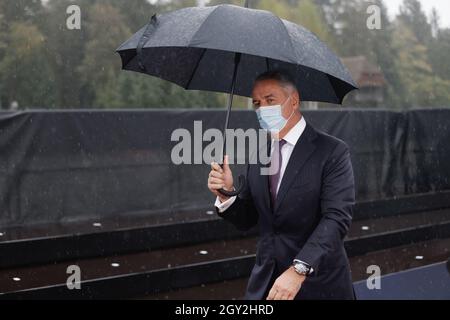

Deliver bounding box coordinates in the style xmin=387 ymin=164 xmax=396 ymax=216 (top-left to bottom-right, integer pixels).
xmin=292 ymin=259 xmax=313 ymax=276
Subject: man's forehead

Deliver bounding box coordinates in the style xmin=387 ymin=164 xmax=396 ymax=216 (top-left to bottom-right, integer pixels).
xmin=252 ymin=80 xmax=285 ymax=99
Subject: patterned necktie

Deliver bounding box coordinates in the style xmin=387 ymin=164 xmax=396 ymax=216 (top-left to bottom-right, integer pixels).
xmin=269 ymin=139 xmax=287 ymax=207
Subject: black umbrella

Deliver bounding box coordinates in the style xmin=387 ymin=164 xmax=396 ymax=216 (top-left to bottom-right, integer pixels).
xmin=116 ymin=1 xmax=357 ymax=197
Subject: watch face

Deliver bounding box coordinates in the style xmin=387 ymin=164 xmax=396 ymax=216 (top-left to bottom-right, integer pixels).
xmin=294 ymin=262 xmax=310 ymax=275
xmin=294 ymin=264 xmax=307 ymax=275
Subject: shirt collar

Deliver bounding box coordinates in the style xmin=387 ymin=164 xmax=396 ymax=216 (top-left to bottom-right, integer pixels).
xmin=283 ymin=115 xmax=306 ymax=146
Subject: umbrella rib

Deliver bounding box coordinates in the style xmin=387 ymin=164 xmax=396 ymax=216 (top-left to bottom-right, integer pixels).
xmin=326 ymin=73 xmax=353 ymax=104
xmin=185 ymin=48 xmax=207 ymax=89
xmin=189 ymin=5 xmax=221 ymax=47
xmin=273 ymin=16 xmax=297 ymax=64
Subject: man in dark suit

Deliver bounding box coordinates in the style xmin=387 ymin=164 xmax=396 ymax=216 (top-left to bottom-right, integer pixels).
xmin=208 ymin=70 xmax=355 ymax=300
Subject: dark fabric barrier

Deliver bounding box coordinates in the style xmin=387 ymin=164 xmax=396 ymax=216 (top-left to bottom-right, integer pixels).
xmin=1 ymin=109 xmax=449 ymax=227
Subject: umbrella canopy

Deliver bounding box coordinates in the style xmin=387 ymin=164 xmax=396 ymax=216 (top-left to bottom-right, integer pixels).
xmin=116 ymin=3 xmax=357 ymax=197
xmin=116 ymin=4 xmax=357 ymax=104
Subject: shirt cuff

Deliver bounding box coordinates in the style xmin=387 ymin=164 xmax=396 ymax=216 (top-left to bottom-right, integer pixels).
xmin=214 ymin=196 xmax=237 ymax=213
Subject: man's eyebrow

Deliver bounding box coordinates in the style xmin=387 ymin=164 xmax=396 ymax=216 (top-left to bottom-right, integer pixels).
xmin=253 ymin=94 xmax=276 ymax=104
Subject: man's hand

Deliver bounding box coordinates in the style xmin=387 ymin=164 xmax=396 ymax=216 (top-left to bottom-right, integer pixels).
xmin=266 ymin=267 xmax=306 ymax=300
xmin=208 ymin=155 xmax=234 ymax=203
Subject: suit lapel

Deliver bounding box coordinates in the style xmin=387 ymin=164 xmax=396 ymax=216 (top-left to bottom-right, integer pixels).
xmin=274 ymin=124 xmax=318 ymax=213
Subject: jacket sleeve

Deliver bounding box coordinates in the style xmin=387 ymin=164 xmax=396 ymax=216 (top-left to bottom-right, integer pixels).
xmin=295 ymin=141 xmax=355 ymax=272
xmin=216 ymin=165 xmax=259 ymax=232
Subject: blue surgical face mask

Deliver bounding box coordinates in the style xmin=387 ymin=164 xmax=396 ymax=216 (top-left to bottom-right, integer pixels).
xmin=255 ymin=95 xmax=294 ymax=132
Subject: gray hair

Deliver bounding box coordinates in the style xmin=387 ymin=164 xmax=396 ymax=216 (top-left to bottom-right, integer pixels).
xmin=254 ymin=70 xmax=298 ymax=95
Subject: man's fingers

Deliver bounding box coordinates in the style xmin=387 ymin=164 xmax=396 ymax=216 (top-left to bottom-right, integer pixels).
xmin=211 ymin=162 xmax=223 ymax=173
xmin=278 ymin=292 xmax=290 ymax=300
xmin=209 ymin=171 xmax=223 ymax=179
xmin=273 ymin=290 xmax=284 ymax=300
xmin=209 ymin=177 xmax=224 ymax=185
xmin=266 ymin=287 xmax=276 ymax=300
xmin=208 ymin=181 xmax=224 ymax=189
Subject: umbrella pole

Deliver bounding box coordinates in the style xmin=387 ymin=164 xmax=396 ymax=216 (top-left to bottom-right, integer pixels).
xmin=222 ymin=52 xmax=241 ymax=160
xmin=218 ymin=52 xmax=246 ymax=197
xmin=220 ymin=1 xmax=248 ymax=159
xmin=221 ymin=2 xmax=247 ymax=157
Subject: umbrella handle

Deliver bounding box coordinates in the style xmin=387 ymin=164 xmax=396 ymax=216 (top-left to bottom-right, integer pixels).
xmin=218 ymin=174 xmax=246 ymax=197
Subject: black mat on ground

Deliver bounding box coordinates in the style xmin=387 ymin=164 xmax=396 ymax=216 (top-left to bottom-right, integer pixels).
xmin=353 ymin=261 xmax=450 ymax=300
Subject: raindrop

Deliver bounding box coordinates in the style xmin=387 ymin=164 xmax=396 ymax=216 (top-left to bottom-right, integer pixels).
xmin=0 ymin=232 xmax=4 ymax=237
xmin=111 ymin=263 xmax=120 ymax=268
xmin=12 ymin=277 xmax=21 ymax=282
xmin=199 ymin=250 xmax=208 ymax=255
xmin=361 ymin=226 xmax=370 ymax=231
xmin=206 ymin=210 xmax=214 ymax=215
xmin=93 ymin=222 xmax=102 ymax=227
xmin=415 ymin=256 xmax=424 ymax=260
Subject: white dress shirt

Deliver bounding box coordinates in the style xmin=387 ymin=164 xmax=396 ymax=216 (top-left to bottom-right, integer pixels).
xmin=215 ymin=116 xmax=307 ymax=213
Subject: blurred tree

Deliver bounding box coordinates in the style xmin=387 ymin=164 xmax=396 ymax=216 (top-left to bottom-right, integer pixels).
xmin=429 ymin=29 xmax=450 ymax=81
xmin=319 ymin=0 xmax=406 ymax=108
xmin=77 ymin=2 xmax=132 ymax=108
xmin=370 ymin=0 xmax=406 ymax=109
xmin=257 ymin=0 xmax=332 ymax=44
xmin=398 ymin=0 xmax=432 ymax=46
xmin=104 ymin=0 xmax=157 ymax=31
xmin=0 ymin=0 xmax=43 ymax=25
xmin=393 ymin=20 xmax=450 ymax=107
xmin=395 ymin=0 xmax=450 ymax=107
xmin=156 ymin=0 xmax=198 ymax=11
xmin=0 ymin=0 xmax=449 ymax=109
xmin=0 ymin=9 xmax=6 ymax=59
xmin=427 ymin=9 xmax=450 ymax=82
xmin=0 ymin=22 xmax=56 ymax=108
xmin=80 ymin=1 xmax=222 ymax=109
xmin=206 ymin=0 xmax=236 ymax=5
xmin=0 ymin=0 xmax=51 ymax=108
xmin=430 ymin=8 xmax=439 ymax=38
xmin=39 ymin=0 xmax=90 ymax=108
xmin=296 ymin=0 xmax=332 ymax=44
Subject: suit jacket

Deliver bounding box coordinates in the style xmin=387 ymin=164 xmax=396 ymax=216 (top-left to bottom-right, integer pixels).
xmin=217 ymin=123 xmax=355 ymax=300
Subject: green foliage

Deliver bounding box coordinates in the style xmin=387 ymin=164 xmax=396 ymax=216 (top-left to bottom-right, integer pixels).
xmin=257 ymin=0 xmax=332 ymax=44
xmin=0 ymin=21 xmax=56 ymax=107
xmin=399 ymin=0 xmax=432 ymax=45
xmin=0 ymin=0 xmax=449 ymax=109
xmin=393 ymin=20 xmax=450 ymax=107
xmin=77 ymin=2 xmax=132 ymax=107
xmin=429 ymin=29 xmax=450 ymax=81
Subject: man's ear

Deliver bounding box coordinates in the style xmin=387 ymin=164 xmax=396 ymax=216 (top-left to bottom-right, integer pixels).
xmin=293 ymin=91 xmax=301 ymax=109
